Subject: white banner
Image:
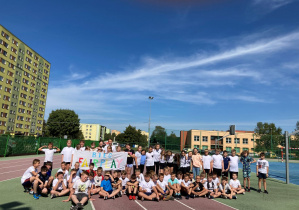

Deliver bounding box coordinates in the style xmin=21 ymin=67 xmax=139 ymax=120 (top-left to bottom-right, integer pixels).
xmin=72 ymin=151 xmax=127 ymax=170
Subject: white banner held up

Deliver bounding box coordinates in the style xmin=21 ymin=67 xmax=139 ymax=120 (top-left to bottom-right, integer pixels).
xmin=71 ymin=151 xmax=127 ymax=170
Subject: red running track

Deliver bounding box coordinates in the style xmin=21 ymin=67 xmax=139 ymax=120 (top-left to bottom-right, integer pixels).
xmin=0 ymin=155 xmax=62 ymax=182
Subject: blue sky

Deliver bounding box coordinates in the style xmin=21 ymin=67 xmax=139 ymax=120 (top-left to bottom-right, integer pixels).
xmin=2 ymin=0 xmax=299 ymax=133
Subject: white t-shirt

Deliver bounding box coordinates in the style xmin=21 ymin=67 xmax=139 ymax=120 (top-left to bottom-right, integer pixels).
xmin=212 ymin=177 xmax=219 ymax=186
xmin=202 ymin=155 xmax=212 ymax=169
xmin=103 ymin=145 xmax=116 ymax=153
xmin=219 ymin=183 xmax=231 ymax=193
xmin=182 ymin=180 xmax=192 ymax=187
xmin=134 ymin=151 xmax=141 ymax=166
xmin=229 ymin=156 xmax=239 ymax=172
xmin=163 ymin=174 xmax=171 ymax=183
xmin=42 ymin=149 xmax=56 ymax=162
xmin=185 ymin=155 xmax=191 ymax=167
xmin=201 ymin=178 xmax=207 ymax=183
xmin=153 ymin=149 xmax=161 ymax=162
xmin=160 ymin=155 xmax=166 ymax=163
xmin=94 ymin=175 xmax=104 ymax=187
xmin=157 ymin=180 xmax=168 ymax=190
xmin=61 ymin=147 xmax=75 ymax=162
xmin=79 ymin=147 xmax=86 ymax=151
xmin=257 ymin=159 xmax=269 ymax=174
xmin=177 ymin=179 xmax=183 ymax=184
xmin=166 ymin=154 xmax=174 ymax=163
xmin=73 ymin=179 xmax=91 ymax=194
xmin=146 ymin=152 xmax=155 ymax=166
xmin=53 ymin=178 xmax=67 ymax=191
xmin=66 ymin=175 xmax=80 ymax=184
xmin=139 ymin=180 xmax=155 ymax=193
xmin=212 ymin=154 xmax=223 ymax=169
xmin=180 ymin=155 xmax=187 ymax=167
xmin=57 ymin=169 xmax=69 ymax=179
xmin=204 ymin=182 xmax=217 ymax=191
xmin=229 ymin=179 xmax=241 ymax=188
xmin=120 ymin=177 xmax=130 ymax=186
xmin=137 ymin=173 xmax=145 ymax=183
xmin=21 ymin=166 xmax=37 ymax=184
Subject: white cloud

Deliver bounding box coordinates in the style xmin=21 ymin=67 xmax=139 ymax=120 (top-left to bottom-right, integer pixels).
xmin=253 ymin=0 xmax=294 ymax=10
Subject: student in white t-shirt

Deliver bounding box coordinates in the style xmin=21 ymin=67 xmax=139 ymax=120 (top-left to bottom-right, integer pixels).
xmin=212 ymin=173 xmax=220 ymax=187
xmin=153 ymin=144 xmax=162 ymax=175
xmin=50 ymin=172 xmax=69 ymax=199
xmin=229 ymin=173 xmax=245 ymax=195
xmin=72 ymin=171 xmax=92 ymax=209
xmin=103 ymin=139 xmax=116 ymax=153
xmin=229 ymin=149 xmax=239 ymax=179
xmin=38 ymin=142 xmax=60 ymax=168
xmin=138 ymin=172 xmax=159 ymax=201
xmin=163 ymin=167 xmax=171 ymax=183
xmin=204 ymin=174 xmax=221 ymax=199
xmin=211 ymin=149 xmax=223 ymax=178
xmin=120 ymin=171 xmax=130 ymax=195
xmin=200 ymin=172 xmax=207 ymax=185
xmin=61 ymin=140 xmax=75 ymax=170
xmin=181 ymin=174 xmax=193 ymax=199
xmin=156 ymin=173 xmax=173 ymax=200
xmin=21 ymin=159 xmax=40 ymax=192
xmin=63 ymin=169 xmax=80 ymax=202
xmin=256 ymin=152 xmax=269 ymax=194
xmin=57 ymin=162 xmax=69 ymax=179
xmin=202 ymin=149 xmax=212 ymax=176
xmin=146 ymin=146 xmax=155 ymax=172
xmin=135 ymin=169 xmax=144 ymax=183
xmin=219 ymin=176 xmax=237 ymax=199
xmin=133 ymin=146 xmax=142 ymax=173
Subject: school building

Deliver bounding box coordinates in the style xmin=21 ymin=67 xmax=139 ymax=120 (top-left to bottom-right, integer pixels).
xmin=180 ymin=129 xmax=257 ymax=154
xmin=80 ymin=123 xmax=111 ymax=141
xmin=0 ymin=25 xmax=50 ymax=136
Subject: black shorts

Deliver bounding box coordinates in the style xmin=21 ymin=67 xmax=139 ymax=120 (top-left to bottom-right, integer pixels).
xmin=146 ymin=166 xmax=155 ymax=172
xmin=167 ymin=162 xmax=173 ymax=167
xmin=160 ymin=163 xmax=167 ymax=169
xmin=65 ymin=162 xmax=71 ymax=165
xmin=22 ymin=178 xmax=32 ymax=188
xmin=204 ymin=169 xmax=210 ymax=174
xmin=222 ymin=171 xmax=229 ymax=177
xmin=213 ymin=168 xmax=222 ymax=177
xmin=76 ymin=193 xmax=88 ymax=201
xmin=258 ymin=173 xmax=267 ymax=179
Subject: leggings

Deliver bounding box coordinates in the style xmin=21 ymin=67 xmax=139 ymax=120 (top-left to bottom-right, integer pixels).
xmin=154 ymin=162 xmax=160 ymax=174
xmin=139 ymin=165 xmax=145 ymax=173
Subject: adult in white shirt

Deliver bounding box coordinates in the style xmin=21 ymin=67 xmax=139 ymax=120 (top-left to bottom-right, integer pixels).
xmin=153 ymin=144 xmax=162 ymax=175
xmin=229 ymin=150 xmax=239 ymax=179
xmin=211 ymin=149 xmax=224 ymax=177
xmin=103 ymin=139 xmax=116 ymax=153
xmin=146 ymin=146 xmax=155 ymax=172
xmin=134 ymin=146 xmax=142 ymax=173
xmin=61 ymin=140 xmax=75 ymax=170
xmin=38 ymin=143 xmax=60 ymax=170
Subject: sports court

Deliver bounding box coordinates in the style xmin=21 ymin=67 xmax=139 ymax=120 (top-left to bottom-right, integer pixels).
xmin=0 ymin=154 xmax=299 ymax=210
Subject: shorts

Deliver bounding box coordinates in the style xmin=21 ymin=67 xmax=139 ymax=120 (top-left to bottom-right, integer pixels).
xmin=76 ymin=193 xmax=88 ymax=201
xmin=225 ymin=190 xmax=231 ymax=194
xmin=163 ymin=189 xmax=167 ymax=194
xmin=167 ymin=163 xmax=173 ymax=167
xmin=22 ymin=178 xmax=32 ymax=188
xmin=145 ymin=192 xmax=152 ymax=196
xmin=107 ymin=190 xmax=113 ymax=194
xmin=122 ymin=186 xmax=126 ymax=190
xmin=243 ymin=170 xmax=251 ymax=178
xmin=160 ymin=163 xmax=167 ymax=169
xmin=213 ymin=168 xmax=222 ymax=177
xmin=65 ymin=162 xmax=71 ymax=165
xmin=127 ymin=164 xmax=133 ymax=168
xmin=204 ymin=169 xmax=210 ymax=174
xmin=258 ymin=173 xmax=267 ymax=179
xmin=222 ymin=171 xmax=228 ymax=177
xmin=194 ymin=189 xmax=203 ymax=192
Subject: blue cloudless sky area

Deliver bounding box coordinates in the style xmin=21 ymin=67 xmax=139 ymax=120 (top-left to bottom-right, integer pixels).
xmin=1 ymin=0 xmax=299 ymax=133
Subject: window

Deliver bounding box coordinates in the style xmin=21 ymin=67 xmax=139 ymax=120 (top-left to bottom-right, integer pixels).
xmin=243 ymin=148 xmax=249 ymax=152
xmin=243 ymin=138 xmax=248 ymax=144
xmin=234 ymin=138 xmax=240 ymax=144
xmin=251 ymin=139 xmax=254 ymax=142
xmin=226 ymin=147 xmax=231 ymax=152
xmin=226 ymin=138 xmax=231 ymax=144
xmin=194 ymin=145 xmax=199 ymax=149
xmin=202 ymin=136 xmax=208 ymax=142
xmin=202 ymin=146 xmax=208 ymax=150
xmin=0 ymin=67 xmax=4 ymax=73
xmin=234 ymin=147 xmax=240 ymax=153
xmin=194 ymin=136 xmax=199 ymax=142
xmin=251 ymin=148 xmax=254 ymax=151
xmin=0 ymin=76 xmax=3 ymax=81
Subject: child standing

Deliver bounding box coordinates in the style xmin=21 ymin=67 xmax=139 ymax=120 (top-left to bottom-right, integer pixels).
xmin=229 ymin=173 xmax=245 ymax=195
xmin=212 ymin=149 xmax=223 ymax=178
xmin=256 ymin=152 xmax=269 ymax=194
xmin=140 ymin=150 xmax=146 ymax=174
xmin=191 ymin=148 xmax=202 ymax=180
xmin=145 ymin=147 xmax=155 ymax=173
xmin=38 ymin=142 xmax=60 ymax=169
xmin=21 ymin=159 xmax=40 ymax=193
xmin=222 ymin=151 xmax=230 ymax=177
xmin=229 ymin=149 xmax=239 ymax=179
xmin=202 ymin=149 xmax=212 ymax=176
xmin=240 ymin=150 xmax=256 ymax=192
xmin=166 ymin=151 xmax=175 ymax=173
xmin=61 ymin=140 xmax=75 ymax=170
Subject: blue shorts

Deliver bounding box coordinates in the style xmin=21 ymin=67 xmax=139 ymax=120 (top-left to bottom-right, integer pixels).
xmin=243 ymin=170 xmax=251 ymax=178
xmin=145 ymin=192 xmax=152 ymax=196
xmin=122 ymin=186 xmax=126 ymax=190
xmin=107 ymin=190 xmax=113 ymax=194
xmin=127 ymin=164 xmax=133 ymax=168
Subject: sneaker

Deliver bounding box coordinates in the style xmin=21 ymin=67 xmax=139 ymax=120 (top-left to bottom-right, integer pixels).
xmin=51 ymin=194 xmax=56 ymax=199
xmin=141 ymin=197 xmax=144 ymax=201
xmin=24 ymin=187 xmax=30 ymax=193
xmin=232 ymin=196 xmax=237 ymax=199
xmin=222 ymin=195 xmax=227 ymax=199
xmin=129 ymin=195 xmax=133 ymax=200
xmin=29 ymin=190 xmax=34 ymax=195
xmin=33 ymin=194 xmax=39 ymax=200
xmin=190 ymin=194 xmax=195 ymax=199
xmin=209 ymin=195 xmax=214 ymax=199
xmin=112 ymin=196 xmax=115 ymax=200
xmin=178 ymin=195 xmax=182 ymax=200
xmin=70 ymin=205 xmax=77 ymax=210
xmin=76 ymin=203 xmax=83 ymax=209
xmin=257 ymin=189 xmax=261 ymax=193
xmin=185 ymin=195 xmax=189 ymax=200
xmin=169 ymin=196 xmax=175 ymax=200
xmin=104 ymin=196 xmax=108 ymax=200
xmin=248 ymin=189 xmax=251 ymax=192
xmin=152 ymin=197 xmax=159 ymax=202
xmin=264 ymin=190 xmax=269 ymax=194
xmin=124 ymin=191 xmax=126 ymax=195
xmin=242 ymin=191 xmax=245 ymax=195
xmin=119 ymin=192 xmax=122 ymax=197
xmin=133 ymin=196 xmax=136 ymax=200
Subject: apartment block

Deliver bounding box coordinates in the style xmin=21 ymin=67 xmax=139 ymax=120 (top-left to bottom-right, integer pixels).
xmin=0 ymin=25 xmax=50 ymax=135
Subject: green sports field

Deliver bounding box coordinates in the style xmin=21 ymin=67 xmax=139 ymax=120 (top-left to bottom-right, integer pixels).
xmin=0 ymin=154 xmax=298 ymax=210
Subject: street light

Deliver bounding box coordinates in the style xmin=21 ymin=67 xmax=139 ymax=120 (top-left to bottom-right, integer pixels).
xmin=148 ymin=96 xmax=154 ymax=148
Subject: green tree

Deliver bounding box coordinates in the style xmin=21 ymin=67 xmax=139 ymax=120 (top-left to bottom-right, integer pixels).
xmin=104 ymin=132 xmax=117 ymax=141
xmin=254 ymin=122 xmax=283 ymax=153
xmin=42 ymin=120 xmax=50 ymax=137
xmin=115 ymin=125 xmax=147 ymax=147
xmin=47 ymin=109 xmax=83 ymax=139
xmin=150 ymin=126 xmax=167 ymax=146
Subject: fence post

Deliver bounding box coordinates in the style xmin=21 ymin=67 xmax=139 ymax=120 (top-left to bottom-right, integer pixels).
xmin=59 ymin=137 xmax=61 ymax=150
xmin=285 ymin=131 xmax=289 ymax=184
xmin=37 ymin=137 xmax=40 ymax=155
xmin=4 ymin=135 xmax=10 ymax=157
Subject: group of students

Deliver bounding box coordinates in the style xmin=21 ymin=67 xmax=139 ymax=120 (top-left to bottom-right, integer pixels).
xmin=21 ymin=139 xmax=270 ymax=210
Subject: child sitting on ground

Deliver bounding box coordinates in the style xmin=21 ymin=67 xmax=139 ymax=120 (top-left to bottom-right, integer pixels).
xmin=200 ymin=172 xmax=207 ymax=185
xmin=57 ymin=161 xmax=69 ymax=179
xmin=181 ymin=174 xmax=193 ymax=199
xmin=63 ymin=169 xmax=80 ymax=202
xmin=168 ymin=172 xmax=182 ymax=199
xmin=229 ymin=173 xmax=245 ymax=195
xmin=156 ymin=173 xmax=173 ymax=201
xmin=21 ymin=159 xmax=40 ymax=193
xmin=189 ymin=172 xmax=195 ymax=182
xmin=191 ymin=175 xmax=209 ymax=198
xmin=177 ymin=171 xmax=183 ymax=185
xmin=94 ymin=167 xmax=104 ymax=188
xmin=51 ymin=172 xmax=70 ymax=199
xmin=152 ymin=174 xmax=158 ymax=185
xmin=74 ymin=162 xmax=83 ymax=177
xmin=163 ymin=167 xmax=171 ymax=183
xmin=138 ymin=172 xmax=159 ymax=201
xmin=120 ymin=171 xmax=129 ymax=195
xmin=219 ymin=176 xmax=237 ymax=200
xmin=212 ymin=173 xmax=220 ymax=187
xmin=112 ymin=171 xmax=122 ymax=197
xmin=256 ymin=152 xmax=269 ymax=194
xmin=204 ymin=174 xmax=221 ymax=199
xmin=71 ymin=171 xmax=93 ymax=210
xmin=86 ymin=163 xmax=96 ymax=177
xmin=100 ymin=171 xmax=120 ymax=200
xmin=127 ymin=174 xmax=139 ymax=200
xmin=135 ymin=168 xmax=144 ymax=183
xmin=32 ymin=166 xmax=51 ymax=199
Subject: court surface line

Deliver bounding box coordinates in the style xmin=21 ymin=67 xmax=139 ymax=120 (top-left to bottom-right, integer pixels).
xmin=211 ymin=199 xmax=239 ymax=210
xmin=134 ymin=200 xmax=148 ymax=210
xmin=175 ymin=199 xmax=196 ymax=210
xmin=90 ymin=200 xmax=96 ymax=210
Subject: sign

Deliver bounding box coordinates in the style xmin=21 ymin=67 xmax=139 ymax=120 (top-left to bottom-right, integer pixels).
xmin=72 ymin=151 xmax=127 ymax=170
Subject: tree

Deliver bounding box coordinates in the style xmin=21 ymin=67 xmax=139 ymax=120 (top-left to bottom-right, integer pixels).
xmin=42 ymin=120 xmax=50 ymax=137
xmin=254 ymin=122 xmax=283 ymax=153
xmin=47 ymin=109 xmax=83 ymax=139
xmin=104 ymin=132 xmax=117 ymax=141
xmin=115 ymin=125 xmax=148 ymax=147
xmin=150 ymin=126 xmax=167 ymax=146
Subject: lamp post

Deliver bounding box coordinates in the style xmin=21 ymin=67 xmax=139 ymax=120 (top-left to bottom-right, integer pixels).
xmin=148 ymin=96 xmax=154 ymax=148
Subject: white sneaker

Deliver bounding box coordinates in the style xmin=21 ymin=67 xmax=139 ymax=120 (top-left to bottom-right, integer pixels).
xmin=29 ymin=190 xmax=34 ymax=195
xmin=242 ymin=192 xmax=245 ymax=195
